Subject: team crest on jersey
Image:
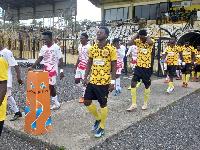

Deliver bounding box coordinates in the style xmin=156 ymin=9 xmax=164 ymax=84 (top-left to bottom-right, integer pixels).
xmin=30 ymin=82 xmax=34 ymax=89
xmin=103 ymin=50 xmax=109 ymax=56
xmin=40 ymin=82 xmax=46 ymax=89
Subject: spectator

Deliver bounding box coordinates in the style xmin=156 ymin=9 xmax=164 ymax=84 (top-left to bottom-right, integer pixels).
xmin=180 ymin=6 xmax=185 ymax=13
xmin=192 ymin=8 xmax=197 ymax=20
xmin=164 ymin=11 xmax=170 ymax=23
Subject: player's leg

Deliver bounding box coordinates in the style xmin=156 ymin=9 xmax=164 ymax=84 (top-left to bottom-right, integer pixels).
xmin=127 ymin=68 xmax=139 ymax=111
xmin=7 ymin=87 xmax=22 ymax=121
xmin=75 ymin=68 xmax=85 ymax=102
xmin=185 ymin=63 xmax=191 ymax=88
xmin=0 ymin=121 xmax=4 ymax=136
xmin=94 ymin=84 xmax=109 ymax=137
xmin=164 ymin=63 xmax=169 ymax=83
xmin=114 ymin=69 xmax=121 ymax=96
xmin=128 ymin=62 xmax=136 ymax=90
xmin=84 ymin=83 xmax=101 ymax=132
xmin=49 ymin=76 xmax=60 ymax=110
xmin=196 ymin=65 xmax=200 ymax=82
xmin=181 ymin=65 xmax=186 ymax=87
xmin=167 ymin=66 xmax=175 ymax=93
xmin=191 ymin=64 xmax=195 ymax=81
xmin=141 ymin=68 xmax=151 ymax=110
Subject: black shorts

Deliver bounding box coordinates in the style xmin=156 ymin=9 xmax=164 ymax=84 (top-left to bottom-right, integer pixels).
xmin=167 ymin=65 xmax=176 ymax=77
xmin=132 ymin=66 xmax=152 ymax=86
xmin=195 ymin=65 xmax=200 ymax=72
xmin=0 ymin=121 xmax=4 ymax=136
xmin=84 ymin=83 xmax=109 ymax=105
xmin=181 ymin=63 xmax=191 ymax=73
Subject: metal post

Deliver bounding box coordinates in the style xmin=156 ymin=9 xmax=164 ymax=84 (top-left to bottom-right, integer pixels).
xmin=20 ymin=37 xmax=23 ymax=59
xmin=64 ymin=39 xmax=67 ymax=65
xmin=33 ymin=38 xmax=35 ymax=59
xmin=8 ymin=38 xmax=11 ymax=50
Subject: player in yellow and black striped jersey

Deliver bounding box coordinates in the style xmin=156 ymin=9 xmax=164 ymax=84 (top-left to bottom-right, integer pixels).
xmin=163 ymin=36 xmax=184 ymax=93
xmin=127 ymin=30 xmax=154 ymax=111
xmin=0 ymin=57 xmax=8 ymax=136
xmin=83 ymin=27 xmax=117 ymax=138
xmin=179 ymin=39 xmax=195 ymax=87
xmin=194 ymin=44 xmax=200 ymax=82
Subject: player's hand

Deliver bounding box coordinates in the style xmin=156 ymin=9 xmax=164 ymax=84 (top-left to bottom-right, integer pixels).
xmin=108 ymin=84 xmax=114 ymax=92
xmin=83 ymin=79 xmax=87 ymax=87
xmin=60 ymin=72 xmax=64 ymax=80
xmin=73 ymin=68 xmax=76 ymax=74
xmin=18 ymin=78 xmax=23 ymax=85
xmin=28 ymin=66 xmax=33 ymax=71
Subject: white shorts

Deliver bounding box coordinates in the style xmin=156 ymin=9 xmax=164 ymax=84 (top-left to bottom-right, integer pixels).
xmin=7 ymin=87 xmax=12 ymax=97
xmin=49 ymin=76 xmax=56 ymax=85
xmin=164 ymin=63 xmax=167 ymax=71
xmin=131 ymin=63 xmax=136 ymax=70
xmin=178 ymin=59 xmax=181 ymax=66
xmin=75 ymin=68 xmax=85 ymax=80
xmin=116 ymin=68 xmax=122 ymax=75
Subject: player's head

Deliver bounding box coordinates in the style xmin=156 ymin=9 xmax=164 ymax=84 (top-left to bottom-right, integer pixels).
xmin=138 ymin=30 xmax=147 ymax=42
xmin=97 ymin=27 xmax=109 ymax=41
xmin=42 ymin=31 xmax=52 ymax=46
xmin=197 ymin=44 xmax=200 ymax=51
xmin=80 ymin=33 xmax=88 ymax=45
xmin=170 ymin=35 xmax=177 ymax=44
xmin=113 ymin=38 xmax=120 ymax=48
xmin=184 ymin=39 xmax=190 ymax=47
xmin=177 ymin=42 xmax=182 ymax=47
xmin=167 ymin=41 xmax=171 ymax=46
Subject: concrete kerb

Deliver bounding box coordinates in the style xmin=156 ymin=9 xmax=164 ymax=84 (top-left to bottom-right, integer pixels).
xmin=3 ymin=78 xmax=200 ymax=150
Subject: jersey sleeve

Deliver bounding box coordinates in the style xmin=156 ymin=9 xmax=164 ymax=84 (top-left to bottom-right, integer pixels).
xmin=89 ymin=46 xmax=93 ymax=58
xmin=111 ymin=46 xmax=117 ymax=61
xmin=39 ymin=47 xmax=44 ymax=57
xmin=86 ymin=45 xmax=91 ymax=53
xmin=165 ymin=47 xmax=169 ymax=53
xmin=191 ymin=47 xmax=195 ymax=53
xmin=56 ymin=45 xmax=63 ymax=59
xmin=135 ymin=39 xmax=140 ymax=47
xmin=6 ymin=50 xmax=17 ymax=66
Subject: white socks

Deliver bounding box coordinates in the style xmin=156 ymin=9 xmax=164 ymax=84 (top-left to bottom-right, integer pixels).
xmin=7 ymin=96 xmax=19 ymax=113
xmin=116 ymin=78 xmax=121 ymax=91
xmin=76 ymin=81 xmax=86 ymax=98
xmin=52 ymin=95 xmax=60 ymax=106
xmin=176 ymin=70 xmax=180 ymax=77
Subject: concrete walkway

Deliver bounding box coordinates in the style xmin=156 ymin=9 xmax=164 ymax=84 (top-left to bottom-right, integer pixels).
xmin=4 ymin=78 xmax=200 ymax=150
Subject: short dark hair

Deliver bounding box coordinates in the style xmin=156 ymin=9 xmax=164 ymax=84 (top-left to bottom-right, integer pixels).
xmin=171 ymin=35 xmax=177 ymax=40
xmin=139 ymin=30 xmax=147 ymax=36
xmin=99 ymin=26 xmax=109 ymax=36
xmin=185 ymin=39 xmax=190 ymax=43
xmin=113 ymin=38 xmax=119 ymax=44
xmin=42 ymin=31 xmax=52 ymax=39
xmin=81 ymin=33 xmax=88 ymax=39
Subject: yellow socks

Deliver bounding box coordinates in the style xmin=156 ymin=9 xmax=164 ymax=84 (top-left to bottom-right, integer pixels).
xmin=191 ymin=71 xmax=195 ymax=78
xmin=100 ymin=106 xmax=107 ymax=129
xmin=197 ymin=72 xmax=200 ymax=78
xmin=86 ymin=103 xmax=101 ymax=121
xmin=131 ymin=88 xmax=136 ymax=104
xmin=186 ymin=74 xmax=190 ymax=83
xmin=182 ymin=74 xmax=185 ymax=83
xmin=144 ymin=88 xmax=150 ymax=104
xmin=168 ymin=81 xmax=173 ymax=89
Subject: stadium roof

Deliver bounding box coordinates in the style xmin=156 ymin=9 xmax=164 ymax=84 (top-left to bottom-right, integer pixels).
xmin=0 ymin=0 xmax=76 ymax=21
xmin=89 ymin=0 xmax=132 ymax=7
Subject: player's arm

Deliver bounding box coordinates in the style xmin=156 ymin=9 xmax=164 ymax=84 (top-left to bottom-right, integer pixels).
xmin=73 ymin=57 xmax=80 ymax=74
xmin=147 ymin=35 xmax=153 ymax=46
xmin=59 ymin=58 xmax=64 ymax=80
xmin=0 ymin=81 xmax=7 ymax=106
xmin=109 ymin=60 xmax=117 ymax=92
xmin=28 ymin=56 xmax=43 ymax=71
xmin=14 ymin=65 xmax=23 ymax=85
xmin=83 ymin=58 xmax=93 ymax=87
xmin=128 ymin=33 xmax=138 ymax=46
